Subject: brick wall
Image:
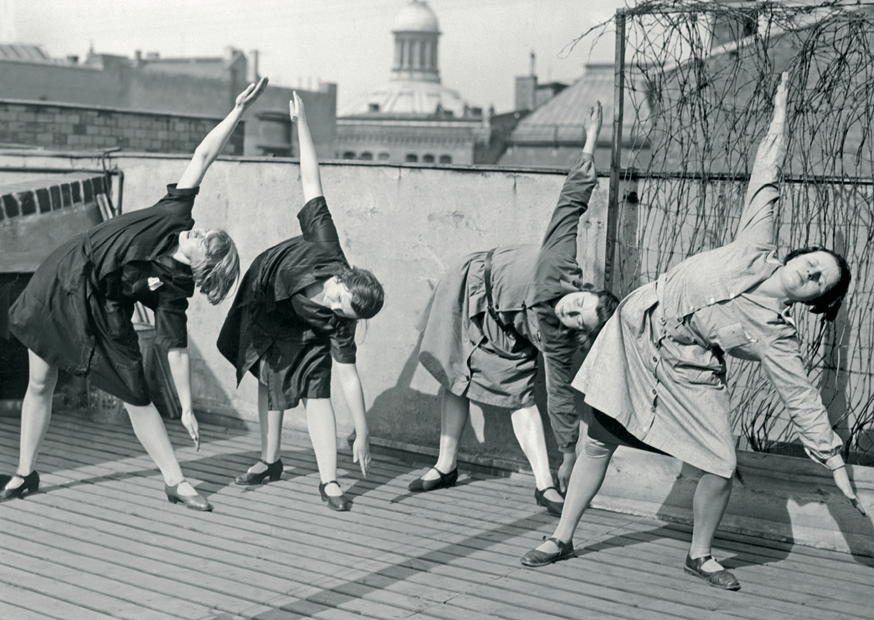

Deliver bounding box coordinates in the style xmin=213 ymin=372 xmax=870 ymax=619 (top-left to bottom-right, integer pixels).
xmin=0 ymin=100 xmax=244 ymax=155
xmin=0 ymin=57 xmax=337 ymax=157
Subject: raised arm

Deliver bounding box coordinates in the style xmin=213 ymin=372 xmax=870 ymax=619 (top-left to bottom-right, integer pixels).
xmin=176 ymin=77 xmax=269 ymax=190
xmin=736 ymin=72 xmax=788 ymax=244
xmin=540 ymin=101 xmax=601 ymax=256
xmin=290 ymin=91 xmax=323 ymax=202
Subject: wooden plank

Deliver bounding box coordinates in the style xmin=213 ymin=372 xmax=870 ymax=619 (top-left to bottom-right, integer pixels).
xmin=0 ymin=565 xmax=142 ymax=620
xmin=2 ymin=414 xmax=873 ymax=620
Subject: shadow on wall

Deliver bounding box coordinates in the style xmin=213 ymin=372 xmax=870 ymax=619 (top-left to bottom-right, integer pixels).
xmin=364 ymin=309 xmax=576 ymax=472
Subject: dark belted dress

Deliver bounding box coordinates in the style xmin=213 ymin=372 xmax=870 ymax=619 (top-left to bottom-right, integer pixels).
xmin=417 ymin=152 xmax=597 ymax=454
xmin=8 ymin=185 xmax=197 ymax=406
xmin=217 ymin=196 xmax=356 ymax=410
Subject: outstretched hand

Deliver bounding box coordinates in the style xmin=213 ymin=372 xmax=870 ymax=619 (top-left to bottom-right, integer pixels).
xmin=180 ymin=409 xmax=200 ymax=452
xmin=773 ymin=71 xmax=789 ymax=115
xmin=289 ymin=91 xmax=306 ymax=122
xmin=588 ymin=100 xmax=603 ymax=136
xmin=583 ymin=100 xmax=602 ymax=155
xmin=832 ymin=465 xmax=867 ymax=516
xmin=352 ymin=432 xmax=371 ymax=478
xmin=235 ymin=76 xmax=269 ymax=111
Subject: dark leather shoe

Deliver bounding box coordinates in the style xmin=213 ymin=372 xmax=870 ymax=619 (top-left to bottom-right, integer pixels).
xmin=165 ymin=482 xmax=213 ymax=512
xmin=319 ymin=480 xmax=352 ymax=511
xmin=408 ymin=467 xmax=458 ymax=493
xmin=534 ymin=486 xmax=564 ymax=516
xmin=234 ymin=459 xmax=283 ymax=485
xmin=0 ymin=471 xmax=40 ymax=502
xmin=521 ymin=536 xmax=576 ymax=567
xmin=684 ymin=555 xmax=741 ymax=591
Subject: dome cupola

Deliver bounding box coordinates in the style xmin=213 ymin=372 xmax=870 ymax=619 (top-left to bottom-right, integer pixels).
xmin=391 ymin=0 xmax=440 ymax=83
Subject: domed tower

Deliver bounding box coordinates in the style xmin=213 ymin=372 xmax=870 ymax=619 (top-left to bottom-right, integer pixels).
xmin=337 ymin=0 xmax=486 ymax=165
xmin=391 ymin=0 xmax=440 ymax=83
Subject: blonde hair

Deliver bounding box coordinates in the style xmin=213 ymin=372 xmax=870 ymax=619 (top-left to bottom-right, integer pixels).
xmin=191 ymin=229 xmax=240 ymax=304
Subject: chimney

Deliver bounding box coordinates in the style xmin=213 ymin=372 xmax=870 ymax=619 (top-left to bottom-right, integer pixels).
xmin=248 ymin=49 xmax=260 ymax=81
xmin=133 ymin=49 xmax=142 ymax=66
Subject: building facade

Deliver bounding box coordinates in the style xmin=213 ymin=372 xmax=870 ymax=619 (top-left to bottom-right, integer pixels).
xmin=0 ymin=44 xmax=336 ymax=158
xmin=336 ymin=0 xmax=487 ymax=165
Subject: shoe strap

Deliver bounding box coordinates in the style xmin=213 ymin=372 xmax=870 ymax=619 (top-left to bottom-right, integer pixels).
xmin=319 ymin=480 xmax=341 ymax=492
xmin=544 ymin=536 xmax=570 ymax=551
xmin=431 ymin=467 xmax=456 ymax=480
xmin=537 ymin=486 xmax=559 ymax=495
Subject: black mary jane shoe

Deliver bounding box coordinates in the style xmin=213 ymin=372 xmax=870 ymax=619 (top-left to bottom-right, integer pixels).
xmin=684 ymin=554 xmax=741 ymax=591
xmin=521 ymin=536 xmax=576 ymax=567
xmin=408 ymin=467 xmax=458 ymax=493
xmin=0 ymin=471 xmax=40 ymax=502
xmin=319 ymin=480 xmax=352 ymax=512
xmin=534 ymin=486 xmax=564 ymax=516
xmin=164 ymin=481 xmax=213 ymax=512
xmin=234 ymin=458 xmax=284 ymax=486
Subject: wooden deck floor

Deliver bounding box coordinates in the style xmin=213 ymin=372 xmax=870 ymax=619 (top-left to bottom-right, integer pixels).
xmin=0 ymin=412 xmax=872 ymax=620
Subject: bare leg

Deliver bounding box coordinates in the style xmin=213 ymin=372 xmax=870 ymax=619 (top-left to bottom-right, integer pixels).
xmin=511 ymin=405 xmax=561 ymax=503
xmin=248 ymin=383 xmax=283 ymax=474
xmin=125 ymin=402 xmax=196 ymax=496
xmin=4 ymin=350 xmax=58 ymax=490
xmin=303 ymin=397 xmax=343 ymax=496
xmin=421 ymin=388 xmax=470 ymax=481
xmin=535 ymin=437 xmax=616 ymax=553
xmin=689 ymin=472 xmax=733 ymax=570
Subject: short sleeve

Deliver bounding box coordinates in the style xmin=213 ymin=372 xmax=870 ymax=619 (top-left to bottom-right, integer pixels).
xmin=153 ymin=184 xmax=200 ymax=218
xmin=330 ymin=319 xmax=357 ymax=364
xmin=297 ymin=196 xmax=342 ymax=250
xmin=153 ymin=286 xmax=190 ymax=349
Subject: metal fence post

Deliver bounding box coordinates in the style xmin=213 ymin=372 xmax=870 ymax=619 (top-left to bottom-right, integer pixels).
xmin=603 ymin=9 xmax=626 ymax=294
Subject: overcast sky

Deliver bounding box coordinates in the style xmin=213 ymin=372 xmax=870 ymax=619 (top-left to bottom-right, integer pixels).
xmin=6 ymin=0 xmax=629 ymax=112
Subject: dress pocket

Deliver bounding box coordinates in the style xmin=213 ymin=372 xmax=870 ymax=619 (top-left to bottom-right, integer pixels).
xmin=716 ymin=322 xmax=757 ymax=351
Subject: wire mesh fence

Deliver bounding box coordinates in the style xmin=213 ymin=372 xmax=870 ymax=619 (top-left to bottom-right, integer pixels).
xmin=593 ymin=1 xmax=874 ymax=462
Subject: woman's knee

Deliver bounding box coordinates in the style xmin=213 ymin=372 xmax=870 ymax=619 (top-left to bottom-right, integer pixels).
xmin=27 ymin=363 xmax=58 ymax=396
xmin=583 ymin=436 xmax=617 ymax=459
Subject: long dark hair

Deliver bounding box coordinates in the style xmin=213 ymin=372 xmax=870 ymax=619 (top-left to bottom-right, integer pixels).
xmin=784 ymin=246 xmax=851 ymax=322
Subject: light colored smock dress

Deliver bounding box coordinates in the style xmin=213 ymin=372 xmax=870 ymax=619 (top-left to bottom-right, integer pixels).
xmin=574 ymin=125 xmax=842 ymax=478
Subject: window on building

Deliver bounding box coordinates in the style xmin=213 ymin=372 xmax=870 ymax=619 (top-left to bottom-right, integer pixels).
xmin=405 ymin=154 xmax=419 ymax=163
xmin=368 ymin=103 xmax=381 ymax=113
xmin=439 ymin=155 xmax=453 ymax=164
xmin=341 ymin=151 xmax=356 ymax=159
xmin=378 ymin=152 xmax=390 ymax=161
xmin=359 ymin=152 xmax=373 ymax=161
xmin=422 ymin=154 xmax=435 ymax=163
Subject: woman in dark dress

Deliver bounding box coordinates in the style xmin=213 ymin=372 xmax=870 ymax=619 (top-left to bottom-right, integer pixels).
xmin=409 ymin=103 xmax=618 ymax=514
xmin=520 ymin=74 xmax=864 ymax=590
xmin=1 ymin=78 xmax=268 ymax=511
xmin=218 ymin=93 xmax=384 ymax=511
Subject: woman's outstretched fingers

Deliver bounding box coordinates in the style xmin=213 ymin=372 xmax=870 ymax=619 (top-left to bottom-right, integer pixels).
xmin=290 ymin=91 xmax=305 ymax=121
xmin=832 ymin=466 xmax=866 ymax=515
xmin=236 ymin=76 xmax=269 ymax=109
